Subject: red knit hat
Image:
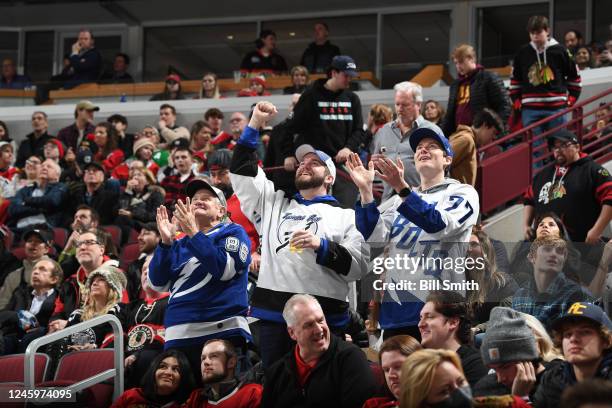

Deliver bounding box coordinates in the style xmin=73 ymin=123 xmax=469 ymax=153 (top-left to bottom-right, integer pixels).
xmin=45 ymin=138 xmax=65 ymax=159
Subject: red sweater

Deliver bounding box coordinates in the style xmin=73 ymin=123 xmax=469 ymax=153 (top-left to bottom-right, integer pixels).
xmin=111 ymin=388 xmax=181 ymax=408
xmin=184 ymin=383 xmax=262 ymax=408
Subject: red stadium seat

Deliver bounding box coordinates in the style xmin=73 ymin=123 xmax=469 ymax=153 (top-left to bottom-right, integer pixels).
xmin=37 ymin=349 xmax=114 ymax=408
xmin=0 ymin=353 xmax=49 ymax=383
xmin=101 ymin=225 xmax=122 ymax=248
xmin=127 ymin=228 xmax=139 ymax=244
xmin=120 ymin=243 xmax=140 ymax=270
xmin=52 ymin=227 xmax=70 ymax=248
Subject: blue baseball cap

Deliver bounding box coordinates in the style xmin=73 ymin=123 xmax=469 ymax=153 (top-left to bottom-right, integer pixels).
xmin=295 ymin=144 xmax=336 ymax=184
xmin=409 ymin=122 xmax=454 ymax=157
xmin=330 ymin=55 xmax=358 ymax=77
xmin=552 ymin=302 xmax=612 ymax=331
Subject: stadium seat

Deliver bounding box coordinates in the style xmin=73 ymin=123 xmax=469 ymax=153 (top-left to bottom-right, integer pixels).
xmin=101 ymin=225 xmax=122 ymax=249
xmin=120 ymin=243 xmax=140 ymax=270
xmin=52 ymin=227 xmax=69 ymax=248
xmin=0 ymin=353 xmax=49 ymax=383
xmin=127 ymin=228 xmax=139 ymax=244
xmin=37 ymin=349 xmax=115 ymax=408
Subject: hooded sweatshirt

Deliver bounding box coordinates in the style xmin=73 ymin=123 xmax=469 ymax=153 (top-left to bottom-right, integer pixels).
xmin=510 ymin=38 xmax=581 ymax=110
xmin=290 ymin=78 xmax=365 ymax=158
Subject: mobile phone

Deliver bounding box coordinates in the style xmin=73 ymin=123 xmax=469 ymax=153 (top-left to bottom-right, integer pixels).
xmin=379 ymin=146 xmax=387 ymax=154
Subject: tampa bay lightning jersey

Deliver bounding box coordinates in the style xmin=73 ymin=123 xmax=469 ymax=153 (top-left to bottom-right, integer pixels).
xmin=148 ymin=222 xmax=252 ymax=348
xmin=356 ymin=179 xmax=479 ymax=329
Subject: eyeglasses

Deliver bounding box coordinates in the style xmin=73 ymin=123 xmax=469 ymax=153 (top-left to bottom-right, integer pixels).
xmin=76 ymin=239 xmax=99 ymax=247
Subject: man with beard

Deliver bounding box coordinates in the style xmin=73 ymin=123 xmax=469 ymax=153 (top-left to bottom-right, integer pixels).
xmin=230 ymin=101 xmax=368 ymax=368
xmin=262 ymin=294 xmax=375 ymax=408
xmin=184 ymin=339 xmax=262 ymax=407
xmin=523 ymin=129 xmax=611 ymax=243
xmin=209 ymin=149 xmax=260 ymax=274
xmin=289 ymin=55 xmax=365 ymax=208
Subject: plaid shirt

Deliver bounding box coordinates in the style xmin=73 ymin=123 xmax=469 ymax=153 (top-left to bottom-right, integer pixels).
xmin=512 ymin=273 xmax=592 ymax=328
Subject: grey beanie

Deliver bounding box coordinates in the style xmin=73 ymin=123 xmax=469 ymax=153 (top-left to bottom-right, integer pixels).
xmin=481 ymin=307 xmax=539 ymax=366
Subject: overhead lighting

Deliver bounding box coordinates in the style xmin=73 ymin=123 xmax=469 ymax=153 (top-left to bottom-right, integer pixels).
xmin=227 ymin=35 xmax=234 ymax=40
xmin=289 ymin=32 xmax=296 ymax=37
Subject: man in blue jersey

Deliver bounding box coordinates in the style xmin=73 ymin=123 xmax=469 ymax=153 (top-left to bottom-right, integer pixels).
xmin=149 ymin=177 xmax=252 ymax=381
xmin=347 ymin=123 xmax=479 ymax=341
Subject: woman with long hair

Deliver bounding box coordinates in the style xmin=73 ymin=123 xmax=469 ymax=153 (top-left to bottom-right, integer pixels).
xmin=197 ymin=72 xmax=222 ymax=99
xmin=93 ymin=121 xmax=125 ymax=173
xmin=283 ymin=65 xmax=309 ymax=94
xmin=116 ymin=167 xmax=164 ymax=239
xmin=65 ymin=264 xmax=126 ymax=351
xmin=518 ymin=312 xmax=564 ymax=363
xmin=150 ymin=74 xmax=186 ymax=101
xmin=466 ymin=228 xmax=518 ymax=325
xmin=112 ymin=349 xmax=195 ymax=407
xmin=422 ymin=100 xmax=445 ymax=126
xmin=399 ymin=349 xmax=471 ymax=408
xmin=363 ymin=335 xmax=422 ymax=407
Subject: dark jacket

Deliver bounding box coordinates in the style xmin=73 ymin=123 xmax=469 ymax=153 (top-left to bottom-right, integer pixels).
xmin=57 ymin=122 xmax=95 ymax=151
xmin=241 ymin=50 xmax=288 ymax=73
xmin=65 ymin=181 xmax=120 ymax=226
xmin=290 ymin=78 xmax=365 ymax=157
xmin=442 ymin=67 xmax=511 ymax=136
xmin=8 ymin=181 xmax=67 ymax=228
xmin=4 ymin=275 xmax=58 ymax=329
xmin=300 ymin=41 xmax=341 ymax=74
xmin=16 ymin=132 xmax=53 ymax=168
xmin=474 ymin=359 xmax=563 ymax=400
xmin=117 ymin=185 xmax=164 ymax=227
xmin=68 ymin=47 xmax=102 ymax=82
xmin=263 ymin=117 xmax=297 ymax=195
xmin=533 ymin=353 xmax=612 ymax=408
xmin=457 ymin=345 xmax=488 ymax=387
xmin=99 ymin=70 xmax=134 ymax=84
xmin=261 ymin=335 xmax=376 ymax=408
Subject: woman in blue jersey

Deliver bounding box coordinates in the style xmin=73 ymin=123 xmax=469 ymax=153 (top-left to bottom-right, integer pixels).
xmin=149 ymin=177 xmax=252 ymax=384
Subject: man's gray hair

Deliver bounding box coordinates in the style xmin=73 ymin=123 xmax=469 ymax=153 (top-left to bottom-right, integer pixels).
xmin=394 ymin=81 xmax=423 ymax=103
xmin=43 ymin=159 xmax=62 ymax=181
xmin=282 ymin=294 xmax=321 ymax=327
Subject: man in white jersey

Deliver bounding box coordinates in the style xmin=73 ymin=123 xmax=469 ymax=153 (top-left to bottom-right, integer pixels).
xmin=347 ymin=123 xmax=479 ymax=340
xmin=230 ymin=101 xmax=369 ymax=368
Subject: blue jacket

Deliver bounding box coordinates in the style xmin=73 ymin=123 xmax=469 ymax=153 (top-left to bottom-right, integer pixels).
xmin=9 ymin=182 xmax=68 ymax=227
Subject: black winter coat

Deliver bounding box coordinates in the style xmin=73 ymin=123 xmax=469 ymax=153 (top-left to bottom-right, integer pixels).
xmin=442 ymin=68 xmax=511 ymax=137
xmin=261 ymin=335 xmax=376 ymax=408
xmin=533 ymin=353 xmax=612 ymax=408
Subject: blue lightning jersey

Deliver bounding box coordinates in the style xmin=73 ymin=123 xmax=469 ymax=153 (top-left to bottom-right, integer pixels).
xmin=149 ymin=222 xmax=252 ymax=348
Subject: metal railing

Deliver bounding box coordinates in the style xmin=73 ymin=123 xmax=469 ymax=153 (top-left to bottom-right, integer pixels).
xmin=24 ymin=314 xmax=124 ymax=401
xmin=476 ymin=87 xmax=612 ymax=214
